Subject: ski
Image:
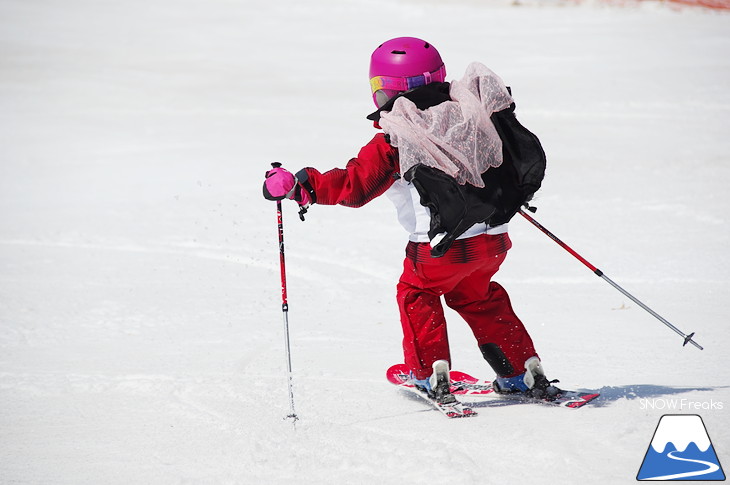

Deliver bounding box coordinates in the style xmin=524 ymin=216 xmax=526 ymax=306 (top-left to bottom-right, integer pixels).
xmin=393 ymin=375 xmax=478 ymax=418
xmin=420 ymin=390 xmax=478 ymax=418
xmin=387 ymin=364 xmax=600 ymax=409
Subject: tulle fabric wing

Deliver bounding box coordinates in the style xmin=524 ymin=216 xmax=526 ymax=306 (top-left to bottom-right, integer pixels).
xmin=380 ymin=62 xmax=513 ymax=188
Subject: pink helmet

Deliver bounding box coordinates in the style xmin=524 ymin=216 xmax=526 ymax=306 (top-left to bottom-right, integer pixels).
xmin=369 ymin=37 xmax=446 ymax=108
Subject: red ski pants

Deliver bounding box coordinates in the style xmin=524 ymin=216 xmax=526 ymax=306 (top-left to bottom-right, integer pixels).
xmin=397 ymin=233 xmax=538 ymax=380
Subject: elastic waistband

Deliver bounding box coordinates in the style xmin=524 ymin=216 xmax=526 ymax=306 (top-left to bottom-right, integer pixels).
xmin=405 ymin=233 xmax=512 ymax=264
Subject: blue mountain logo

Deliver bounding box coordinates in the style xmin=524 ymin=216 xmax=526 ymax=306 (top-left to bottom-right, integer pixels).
xmin=637 ymin=414 xmax=725 ymax=481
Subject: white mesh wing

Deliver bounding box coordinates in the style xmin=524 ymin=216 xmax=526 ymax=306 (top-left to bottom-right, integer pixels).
xmin=379 ymin=62 xmax=514 ymax=188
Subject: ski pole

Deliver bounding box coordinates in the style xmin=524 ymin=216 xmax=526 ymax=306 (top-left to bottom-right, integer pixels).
xmin=273 ymin=164 xmax=299 ymax=424
xmin=518 ymin=207 xmax=703 ymax=350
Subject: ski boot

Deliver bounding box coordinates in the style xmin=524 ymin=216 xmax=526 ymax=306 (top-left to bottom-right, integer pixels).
xmin=411 ymin=360 xmax=457 ymax=405
xmin=492 ymin=357 xmax=562 ymax=401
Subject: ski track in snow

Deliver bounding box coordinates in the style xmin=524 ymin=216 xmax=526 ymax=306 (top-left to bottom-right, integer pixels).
xmin=0 ymin=238 xmax=395 ymax=284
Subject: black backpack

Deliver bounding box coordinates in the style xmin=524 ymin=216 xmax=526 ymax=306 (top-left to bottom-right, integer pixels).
xmin=404 ymin=99 xmax=547 ymax=258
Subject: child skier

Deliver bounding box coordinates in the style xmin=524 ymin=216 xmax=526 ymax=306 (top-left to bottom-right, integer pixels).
xmin=263 ymin=37 xmax=558 ymax=404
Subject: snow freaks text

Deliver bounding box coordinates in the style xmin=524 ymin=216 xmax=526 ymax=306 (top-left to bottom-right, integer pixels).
xmin=639 ymin=399 xmax=724 ymax=411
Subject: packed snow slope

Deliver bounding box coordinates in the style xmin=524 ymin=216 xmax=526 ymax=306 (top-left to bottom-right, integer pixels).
xmin=1 ymin=0 xmax=728 ymax=483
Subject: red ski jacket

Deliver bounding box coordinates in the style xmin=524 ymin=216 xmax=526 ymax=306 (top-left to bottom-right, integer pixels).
xmin=296 ymin=133 xmax=398 ymax=208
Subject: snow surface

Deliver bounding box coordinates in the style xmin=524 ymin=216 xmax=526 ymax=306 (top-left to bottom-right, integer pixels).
xmin=1 ymin=0 xmax=729 ymax=483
